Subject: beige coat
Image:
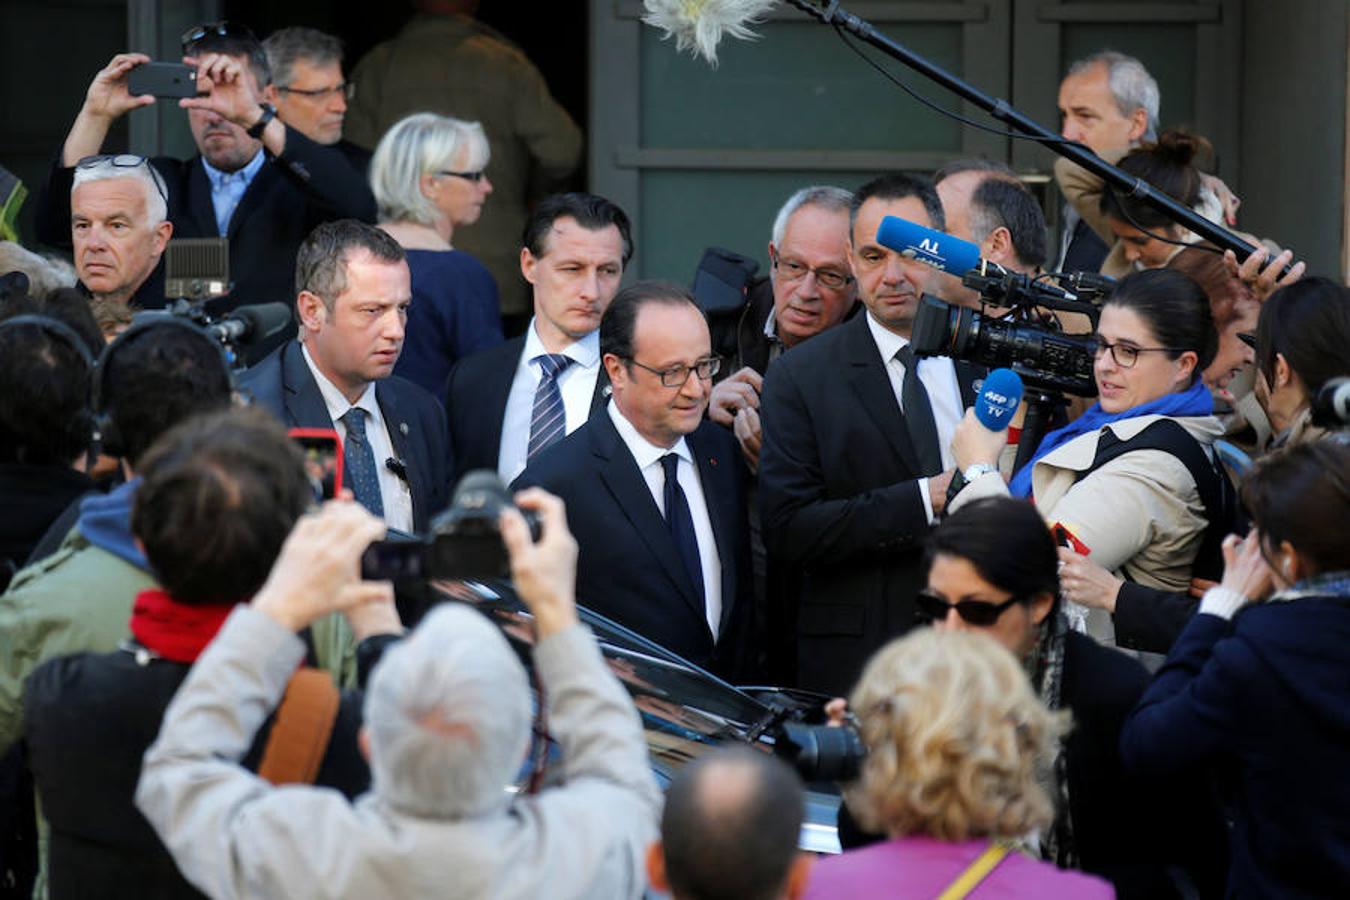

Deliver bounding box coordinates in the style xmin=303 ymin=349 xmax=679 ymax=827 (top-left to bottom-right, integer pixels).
xmin=951 ymin=414 xmax=1225 ymax=638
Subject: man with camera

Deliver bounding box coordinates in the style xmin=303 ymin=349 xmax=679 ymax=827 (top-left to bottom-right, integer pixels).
xmin=240 ymin=219 xmax=450 ymax=533
xmin=758 ymin=174 xmax=981 ymax=695
xmin=36 ymin=24 xmax=376 ymax=317
xmin=135 ymin=489 xmax=662 ymax=900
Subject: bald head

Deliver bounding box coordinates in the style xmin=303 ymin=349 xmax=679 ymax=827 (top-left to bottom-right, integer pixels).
xmin=652 ymin=747 xmax=807 ymax=900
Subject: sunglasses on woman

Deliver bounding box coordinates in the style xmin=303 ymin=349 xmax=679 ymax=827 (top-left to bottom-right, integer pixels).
xmin=914 ymin=590 xmax=1022 ymax=626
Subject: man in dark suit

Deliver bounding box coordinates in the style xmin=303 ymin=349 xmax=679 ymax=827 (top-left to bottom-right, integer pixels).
xmin=36 ymin=26 xmax=375 ymax=333
xmin=240 ymin=220 xmax=450 ymax=533
xmin=513 ymin=281 xmax=750 ymax=676
xmin=758 ymin=174 xmax=981 ymax=695
xmin=445 ymin=193 xmax=631 ymax=483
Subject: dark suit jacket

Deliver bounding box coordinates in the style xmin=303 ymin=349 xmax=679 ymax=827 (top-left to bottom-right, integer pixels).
xmin=512 ymin=411 xmax=751 ymax=677
xmin=757 ymin=312 xmax=980 ymax=694
xmin=444 ymin=334 xmax=610 ymax=481
xmin=37 ymin=125 xmax=376 ymax=358
xmin=239 ymin=341 xmax=451 ymax=531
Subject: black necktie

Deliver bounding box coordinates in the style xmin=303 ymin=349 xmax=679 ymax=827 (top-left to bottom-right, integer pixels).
xmin=895 ymin=344 xmax=943 ymax=476
xmin=660 ymin=453 xmax=705 ymax=603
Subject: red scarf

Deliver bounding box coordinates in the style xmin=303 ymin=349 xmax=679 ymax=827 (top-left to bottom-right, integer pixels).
xmin=128 ymin=589 xmax=236 ymax=663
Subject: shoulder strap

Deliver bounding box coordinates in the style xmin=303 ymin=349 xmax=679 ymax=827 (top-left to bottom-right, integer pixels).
xmin=257 ymin=667 xmax=340 ymax=786
xmin=1075 ymin=419 xmax=1243 ymax=579
xmin=936 ymin=843 xmax=1012 ymax=900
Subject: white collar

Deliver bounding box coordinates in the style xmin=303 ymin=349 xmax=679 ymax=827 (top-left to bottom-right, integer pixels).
xmin=606 ymin=399 xmax=692 ymax=471
xmin=522 ymin=319 xmax=600 ymax=370
xmin=864 ymin=310 xmax=910 ymax=363
xmin=301 ymin=343 xmax=378 ymax=421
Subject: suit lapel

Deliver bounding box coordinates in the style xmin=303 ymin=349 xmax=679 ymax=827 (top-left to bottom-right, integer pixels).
xmin=842 ymin=316 xmax=922 ymax=474
xmin=588 ymin=365 xmax=612 ymax=417
xmin=186 ymin=160 xmax=219 ymax=237
xmin=483 ymin=338 xmax=525 ymax=461
xmin=954 ymin=360 xmax=984 ymax=407
xmin=280 ymin=342 xmax=335 ymax=429
xmin=590 ymin=413 xmax=707 ymax=622
xmin=226 ymin=157 xmax=273 ymax=239
xmin=376 ymin=384 xmax=427 ymax=528
xmin=688 ymin=426 xmax=735 ymax=635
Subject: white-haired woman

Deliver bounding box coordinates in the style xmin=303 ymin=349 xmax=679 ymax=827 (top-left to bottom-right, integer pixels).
xmin=371 ymin=113 xmax=504 ymax=395
xmin=804 ymin=629 xmax=1111 ymax=898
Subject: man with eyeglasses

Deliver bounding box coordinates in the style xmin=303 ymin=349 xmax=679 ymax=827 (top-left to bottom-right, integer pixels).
xmin=513 ymin=281 xmax=751 ymax=676
xmin=758 ymin=174 xmax=983 ymax=695
xmin=262 ymin=27 xmax=371 ymax=175
xmin=445 ymin=193 xmax=631 ymax=485
xmin=36 ymin=23 xmax=376 ymax=336
xmin=709 ymin=185 xmax=858 ymax=473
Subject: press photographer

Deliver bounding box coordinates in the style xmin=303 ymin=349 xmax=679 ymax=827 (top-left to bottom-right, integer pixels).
xmin=135 ymin=487 xmax=662 ymax=899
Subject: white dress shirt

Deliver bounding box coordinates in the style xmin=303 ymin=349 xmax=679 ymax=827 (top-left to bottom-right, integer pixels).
xmin=302 ymin=344 xmax=414 ymax=533
xmin=607 ymin=400 xmax=723 ymax=639
xmin=865 ymin=311 xmax=965 ymax=523
xmin=497 ymin=320 xmax=602 ymax=483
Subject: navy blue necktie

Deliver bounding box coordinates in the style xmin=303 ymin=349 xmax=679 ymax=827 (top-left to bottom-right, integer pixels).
xmin=661 ymin=453 xmax=705 ymax=603
xmin=528 ymin=353 xmax=574 ymax=460
xmin=340 ymin=407 xmax=384 ymax=517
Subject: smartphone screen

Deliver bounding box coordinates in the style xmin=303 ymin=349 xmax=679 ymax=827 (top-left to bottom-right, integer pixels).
xmin=289 ymin=428 xmax=343 ymax=502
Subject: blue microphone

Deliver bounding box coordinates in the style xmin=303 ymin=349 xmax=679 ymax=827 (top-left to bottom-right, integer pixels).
xmin=875 ymin=216 xmax=986 ymax=275
xmin=974 ymin=368 xmax=1024 ymax=431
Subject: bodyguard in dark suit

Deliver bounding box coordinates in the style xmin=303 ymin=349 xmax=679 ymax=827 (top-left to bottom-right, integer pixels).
xmin=758 ymin=175 xmax=979 ymax=695
xmin=514 ymin=282 xmax=751 ymax=676
xmin=240 ymin=221 xmax=450 ymax=532
xmin=36 ymin=29 xmax=375 ymax=335
xmin=445 ymin=193 xmax=631 ymax=483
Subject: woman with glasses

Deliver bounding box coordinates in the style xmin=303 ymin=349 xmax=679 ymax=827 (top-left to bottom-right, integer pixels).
xmin=952 ymin=268 xmax=1226 ymax=646
xmin=1121 ymin=440 xmax=1350 ymax=898
xmin=834 ymin=497 xmax=1224 ymax=897
xmin=371 ymin=113 xmax=504 ymax=395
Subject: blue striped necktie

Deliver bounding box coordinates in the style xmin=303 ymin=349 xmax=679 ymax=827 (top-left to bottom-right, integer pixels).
xmin=340 ymin=407 xmax=384 ymax=517
xmin=528 ymin=353 xmax=575 ymax=460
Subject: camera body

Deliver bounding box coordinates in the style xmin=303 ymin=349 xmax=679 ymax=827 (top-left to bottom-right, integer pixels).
xmin=910 ymin=270 xmax=1105 ymax=397
xmin=360 ymin=471 xmax=541 ymax=583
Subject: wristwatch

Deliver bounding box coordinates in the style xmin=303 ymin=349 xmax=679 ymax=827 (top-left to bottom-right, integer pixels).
xmin=947 ymin=462 xmax=999 ymax=505
xmin=246 ymin=103 xmax=277 ymax=139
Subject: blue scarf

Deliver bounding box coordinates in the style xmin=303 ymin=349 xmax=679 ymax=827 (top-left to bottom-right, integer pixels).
xmin=1009 ymin=380 xmax=1213 ymax=498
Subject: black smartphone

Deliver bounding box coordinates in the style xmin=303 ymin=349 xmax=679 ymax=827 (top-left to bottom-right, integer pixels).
xmin=289 ymin=428 xmax=344 ymax=503
xmin=128 ymin=62 xmax=198 ymax=99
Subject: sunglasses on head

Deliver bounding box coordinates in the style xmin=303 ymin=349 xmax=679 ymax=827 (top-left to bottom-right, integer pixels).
xmin=914 ymin=590 xmax=1022 ymax=626
xmin=181 ymin=21 xmax=258 ymax=55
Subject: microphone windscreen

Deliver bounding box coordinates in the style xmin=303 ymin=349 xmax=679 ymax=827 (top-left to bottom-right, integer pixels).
xmin=974 ymin=368 xmax=1024 ymax=431
xmin=235 ymin=303 xmax=293 ymax=340
xmin=641 ymin=0 xmax=778 ymax=66
xmin=876 ymin=216 xmax=982 ymax=275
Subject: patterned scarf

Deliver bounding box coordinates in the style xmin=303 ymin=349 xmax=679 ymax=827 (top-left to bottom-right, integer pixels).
xmin=1026 ymin=610 xmax=1076 ymax=869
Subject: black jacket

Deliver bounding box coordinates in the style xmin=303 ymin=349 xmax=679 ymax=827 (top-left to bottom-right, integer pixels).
xmin=23 ymin=644 xmax=368 ymax=899
xmin=0 ymin=465 xmax=93 ymax=592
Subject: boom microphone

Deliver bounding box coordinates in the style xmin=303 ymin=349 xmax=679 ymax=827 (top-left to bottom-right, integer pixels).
xmin=973 ymin=368 xmax=1024 ymax=431
xmin=876 ymin=216 xmax=1078 ymax=302
xmin=1312 ymin=376 xmax=1350 ymax=429
xmin=641 ymin=0 xmax=778 ymax=65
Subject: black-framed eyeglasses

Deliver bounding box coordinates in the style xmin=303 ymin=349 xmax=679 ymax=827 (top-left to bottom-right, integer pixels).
xmin=1090 ymin=336 xmax=1183 ymax=369
xmin=434 ymin=169 xmax=488 ymax=183
xmin=181 ymin=21 xmax=259 ymax=55
xmin=75 ymin=154 xmax=168 ymax=207
xmin=625 ymin=356 xmax=722 ymax=388
xmin=770 ymin=248 xmax=854 ymax=291
xmin=278 ymin=82 xmax=357 ymax=101
xmin=915 ymin=590 xmax=1022 ymax=626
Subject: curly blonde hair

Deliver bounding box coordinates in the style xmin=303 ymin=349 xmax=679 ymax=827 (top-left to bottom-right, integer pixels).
xmin=845 ymin=629 xmax=1070 ymax=843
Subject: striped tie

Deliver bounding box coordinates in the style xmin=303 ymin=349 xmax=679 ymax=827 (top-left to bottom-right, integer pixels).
xmin=527 ymin=353 xmax=574 ymax=460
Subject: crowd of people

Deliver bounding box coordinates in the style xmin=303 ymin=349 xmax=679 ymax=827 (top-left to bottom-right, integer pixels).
xmin=1 ymin=10 xmax=1348 ymax=900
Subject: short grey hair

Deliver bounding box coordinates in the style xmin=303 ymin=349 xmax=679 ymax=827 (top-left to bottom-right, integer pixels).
xmin=71 ymin=158 xmax=168 ymax=227
xmin=364 ymin=604 xmax=532 ymax=818
xmin=1069 ymin=50 xmax=1160 ymax=142
xmin=0 ymin=241 xmax=77 ymax=299
xmin=262 ymin=27 xmax=343 ymax=87
xmin=770 ymin=185 xmax=853 ymax=247
xmin=370 ymin=113 xmax=492 ymax=227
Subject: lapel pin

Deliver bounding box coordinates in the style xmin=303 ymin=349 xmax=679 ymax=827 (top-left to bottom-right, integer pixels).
xmin=709 ymin=456 xmax=718 ymax=467
xmin=399 ymin=421 xmax=409 ymax=436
